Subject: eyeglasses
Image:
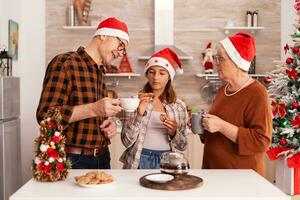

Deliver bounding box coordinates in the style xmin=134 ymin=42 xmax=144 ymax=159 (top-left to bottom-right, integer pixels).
xmin=214 ymin=55 xmax=230 ymax=64
xmin=116 ymin=37 xmax=126 ymax=55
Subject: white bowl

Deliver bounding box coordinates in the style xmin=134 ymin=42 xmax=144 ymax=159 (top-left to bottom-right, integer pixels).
xmin=145 ymin=173 xmax=174 ymax=183
xmin=120 ymin=98 xmax=140 ymax=112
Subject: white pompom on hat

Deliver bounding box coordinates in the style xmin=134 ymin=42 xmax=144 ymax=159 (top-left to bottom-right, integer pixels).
xmin=220 ymin=32 xmax=256 ymax=71
xmin=144 ymin=48 xmax=183 ymax=81
xmin=94 ymin=17 xmax=129 ymax=43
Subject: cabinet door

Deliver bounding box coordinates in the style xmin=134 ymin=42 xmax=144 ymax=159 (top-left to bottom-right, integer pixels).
xmin=3 ymin=119 xmax=21 ymax=200
xmin=0 ymin=77 xmax=20 ymax=120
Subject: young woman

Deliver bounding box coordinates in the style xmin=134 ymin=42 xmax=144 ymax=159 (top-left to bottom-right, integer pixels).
xmin=120 ymin=48 xmax=190 ymax=169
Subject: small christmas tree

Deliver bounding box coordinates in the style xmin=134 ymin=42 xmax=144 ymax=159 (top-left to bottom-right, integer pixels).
xmin=119 ymin=54 xmax=133 ymax=73
xmin=31 ymin=107 xmax=71 ymax=182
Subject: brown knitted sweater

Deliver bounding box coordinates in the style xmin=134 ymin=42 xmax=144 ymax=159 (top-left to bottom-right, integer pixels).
xmin=202 ymin=80 xmax=272 ymax=176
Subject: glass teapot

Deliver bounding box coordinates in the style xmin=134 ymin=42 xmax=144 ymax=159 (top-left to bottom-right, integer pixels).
xmin=160 ymin=151 xmax=190 ymax=175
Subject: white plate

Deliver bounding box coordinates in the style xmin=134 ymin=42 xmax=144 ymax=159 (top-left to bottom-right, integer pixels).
xmin=75 ymin=180 xmax=114 ymax=188
xmin=145 ymin=174 xmax=174 ymax=183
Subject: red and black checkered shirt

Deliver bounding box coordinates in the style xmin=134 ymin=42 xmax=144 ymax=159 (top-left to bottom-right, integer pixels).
xmin=36 ymin=47 xmax=110 ymax=148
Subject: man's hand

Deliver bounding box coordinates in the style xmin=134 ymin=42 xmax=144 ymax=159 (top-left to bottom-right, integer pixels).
xmin=93 ymin=97 xmax=122 ymax=117
xmin=100 ymin=119 xmax=117 ymax=139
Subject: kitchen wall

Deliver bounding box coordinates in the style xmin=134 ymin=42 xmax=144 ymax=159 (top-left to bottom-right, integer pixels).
xmin=18 ymin=0 xmax=45 ymax=183
xmin=0 ymin=0 xmax=21 ymax=77
xmin=0 ymin=0 xmax=45 ymax=183
xmin=46 ymin=0 xmax=281 ymax=110
xmin=45 ymin=0 xmax=281 ymax=182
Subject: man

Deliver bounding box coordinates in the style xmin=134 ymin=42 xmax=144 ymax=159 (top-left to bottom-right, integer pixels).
xmin=36 ymin=17 xmax=129 ymax=169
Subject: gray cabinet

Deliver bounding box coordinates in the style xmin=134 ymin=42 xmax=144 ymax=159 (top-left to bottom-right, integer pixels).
xmin=0 ymin=119 xmax=21 ymax=200
xmin=0 ymin=77 xmax=21 ymax=200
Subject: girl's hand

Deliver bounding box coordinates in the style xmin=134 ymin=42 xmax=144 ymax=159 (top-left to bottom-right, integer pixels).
xmin=163 ymin=118 xmax=177 ymax=137
xmin=137 ymin=93 xmax=153 ymax=116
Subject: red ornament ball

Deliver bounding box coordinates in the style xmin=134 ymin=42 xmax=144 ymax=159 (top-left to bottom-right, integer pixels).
xmin=280 ymin=138 xmax=287 ymax=146
xmin=56 ymin=162 xmax=64 ymax=172
xmin=292 ymin=102 xmax=299 ymax=109
xmin=263 ymin=76 xmax=271 ymax=84
xmin=47 ymin=120 xmax=56 ymax=128
xmin=286 ymin=57 xmax=293 ymax=65
xmin=292 ymin=47 xmax=300 ymax=54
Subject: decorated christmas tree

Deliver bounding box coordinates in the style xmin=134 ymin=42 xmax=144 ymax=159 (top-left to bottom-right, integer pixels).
xmin=266 ymin=9 xmax=300 ymax=164
xmin=266 ymin=1 xmax=300 ymax=195
xmin=31 ymin=107 xmax=71 ymax=182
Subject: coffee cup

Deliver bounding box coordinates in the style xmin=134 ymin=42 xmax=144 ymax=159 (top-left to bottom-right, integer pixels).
xmin=191 ymin=111 xmax=205 ymax=134
xmin=120 ymin=98 xmax=140 ymax=112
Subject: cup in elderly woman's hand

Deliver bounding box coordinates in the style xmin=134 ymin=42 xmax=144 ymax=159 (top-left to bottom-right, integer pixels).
xmin=191 ymin=111 xmax=205 ymax=134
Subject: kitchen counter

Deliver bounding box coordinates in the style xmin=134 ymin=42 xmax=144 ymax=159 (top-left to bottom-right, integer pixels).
xmin=10 ymin=169 xmax=290 ymax=200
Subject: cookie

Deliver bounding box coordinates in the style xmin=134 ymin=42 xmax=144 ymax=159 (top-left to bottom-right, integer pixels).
xmin=75 ymin=171 xmax=113 ymax=185
xmin=160 ymin=114 xmax=168 ymax=122
xmin=138 ymin=92 xmax=155 ymax=99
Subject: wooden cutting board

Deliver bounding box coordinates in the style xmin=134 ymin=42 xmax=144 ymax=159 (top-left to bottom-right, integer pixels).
xmin=139 ymin=173 xmax=203 ymax=190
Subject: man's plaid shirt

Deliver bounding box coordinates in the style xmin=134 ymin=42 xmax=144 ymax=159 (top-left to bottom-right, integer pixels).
xmin=36 ymin=47 xmax=110 ymax=148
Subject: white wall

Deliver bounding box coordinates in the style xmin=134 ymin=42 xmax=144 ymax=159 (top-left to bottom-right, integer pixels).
xmin=0 ymin=0 xmax=45 ymax=183
xmin=19 ymin=0 xmax=45 ymax=182
xmin=281 ymin=0 xmax=297 ymax=61
xmin=0 ymin=0 xmax=21 ymax=76
xmin=0 ymin=0 xmax=3 ymax=45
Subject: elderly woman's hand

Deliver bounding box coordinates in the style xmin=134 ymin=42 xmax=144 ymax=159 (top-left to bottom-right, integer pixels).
xmin=202 ymin=114 xmax=224 ymax=133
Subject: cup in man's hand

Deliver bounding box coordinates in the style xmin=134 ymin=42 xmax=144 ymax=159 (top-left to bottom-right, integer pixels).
xmin=191 ymin=111 xmax=205 ymax=134
xmin=120 ymin=97 xmax=140 ymax=112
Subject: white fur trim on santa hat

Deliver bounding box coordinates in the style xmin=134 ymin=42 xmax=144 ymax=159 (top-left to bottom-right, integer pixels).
xmin=220 ymin=38 xmax=251 ymax=71
xmin=94 ymin=27 xmax=129 ymax=43
xmin=144 ymin=57 xmax=176 ymax=81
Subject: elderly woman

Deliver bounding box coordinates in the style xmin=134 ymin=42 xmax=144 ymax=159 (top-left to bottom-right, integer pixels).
xmin=201 ymin=32 xmax=272 ymax=176
xmin=120 ymin=48 xmax=190 ymax=169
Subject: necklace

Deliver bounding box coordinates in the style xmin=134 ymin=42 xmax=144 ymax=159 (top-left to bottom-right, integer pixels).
xmin=224 ymin=77 xmax=252 ymax=97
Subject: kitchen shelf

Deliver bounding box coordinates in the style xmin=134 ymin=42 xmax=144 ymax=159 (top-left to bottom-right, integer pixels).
xmin=62 ymin=26 xmax=96 ymax=30
xmin=104 ymin=73 xmax=141 ymax=87
xmin=195 ymin=73 xmax=267 ymax=96
xmin=62 ymin=26 xmax=218 ymax=32
xmin=104 ymin=73 xmax=141 ymax=80
xmin=224 ymin=26 xmax=265 ymax=34
xmin=195 ymin=73 xmax=267 ymax=80
xmin=62 ymin=26 xmax=150 ymax=31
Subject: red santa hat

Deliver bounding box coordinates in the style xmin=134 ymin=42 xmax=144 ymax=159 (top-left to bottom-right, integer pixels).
xmin=144 ymin=48 xmax=183 ymax=81
xmin=220 ymin=32 xmax=256 ymax=71
xmin=94 ymin=17 xmax=129 ymax=43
